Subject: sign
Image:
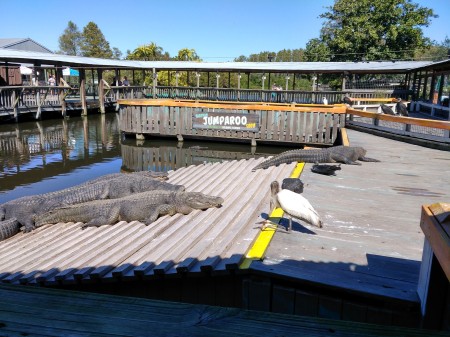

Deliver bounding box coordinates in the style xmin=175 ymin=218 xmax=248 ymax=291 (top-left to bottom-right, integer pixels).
xmin=192 ymin=110 xmax=260 ymax=131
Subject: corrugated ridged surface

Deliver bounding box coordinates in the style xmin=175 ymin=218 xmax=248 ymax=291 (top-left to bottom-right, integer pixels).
xmin=0 ymin=157 xmax=296 ymax=286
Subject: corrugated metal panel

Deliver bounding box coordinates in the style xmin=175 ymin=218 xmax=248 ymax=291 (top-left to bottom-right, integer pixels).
xmin=0 ymin=157 xmax=296 ymax=286
xmin=0 ymin=48 xmax=434 ymax=72
xmin=0 ymin=38 xmax=53 ymax=53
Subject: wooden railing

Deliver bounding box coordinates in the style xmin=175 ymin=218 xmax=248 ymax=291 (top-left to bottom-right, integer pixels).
xmin=346 ymin=107 xmax=450 ymax=144
xmin=1 ymin=82 xmax=412 ymax=121
xmin=118 ymin=99 xmax=346 ymax=146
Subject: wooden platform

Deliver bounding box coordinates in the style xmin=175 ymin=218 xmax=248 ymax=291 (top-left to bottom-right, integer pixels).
xmin=0 ymin=156 xmax=296 ymax=285
xmin=1 ymin=284 xmax=446 ymax=337
xmin=1 ymin=128 xmax=449 ymax=328
xmin=250 ymin=128 xmax=450 ymax=305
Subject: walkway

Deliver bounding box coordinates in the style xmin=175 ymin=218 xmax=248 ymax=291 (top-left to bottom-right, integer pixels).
xmin=252 ymin=128 xmax=450 ymax=304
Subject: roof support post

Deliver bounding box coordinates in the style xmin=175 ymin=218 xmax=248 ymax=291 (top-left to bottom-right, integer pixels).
xmin=429 ymin=71 xmax=436 ymax=103
xmin=237 ymin=73 xmax=241 ymax=101
xmin=79 ymin=69 xmax=87 ymax=116
xmin=216 ymin=72 xmax=220 ymax=100
xmin=58 ymin=77 xmax=67 ymax=117
xmin=152 ymin=68 xmax=157 ymax=99
xmin=98 ymin=69 xmax=105 ymax=113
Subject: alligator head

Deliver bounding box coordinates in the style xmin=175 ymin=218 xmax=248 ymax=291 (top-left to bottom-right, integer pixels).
xmin=181 ymin=192 xmax=224 ymax=210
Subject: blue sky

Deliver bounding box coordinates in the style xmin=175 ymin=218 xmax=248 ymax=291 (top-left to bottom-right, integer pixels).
xmin=1 ymin=0 xmax=449 ymax=61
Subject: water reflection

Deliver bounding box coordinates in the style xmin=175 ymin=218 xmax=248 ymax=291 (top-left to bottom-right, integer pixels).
xmin=0 ymin=114 xmax=122 ymax=202
xmin=0 ymin=113 xmax=290 ymax=203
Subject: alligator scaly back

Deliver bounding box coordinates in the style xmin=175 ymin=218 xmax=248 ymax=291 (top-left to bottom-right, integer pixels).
xmin=252 ymin=146 xmax=379 ymax=171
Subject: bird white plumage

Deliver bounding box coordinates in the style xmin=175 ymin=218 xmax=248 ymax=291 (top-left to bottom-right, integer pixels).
xmin=276 ymin=189 xmax=323 ymax=230
xmin=270 ymin=180 xmax=323 ymax=231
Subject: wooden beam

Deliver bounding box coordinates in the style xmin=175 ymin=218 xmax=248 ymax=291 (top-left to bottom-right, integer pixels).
xmin=79 ymin=69 xmax=87 ymax=116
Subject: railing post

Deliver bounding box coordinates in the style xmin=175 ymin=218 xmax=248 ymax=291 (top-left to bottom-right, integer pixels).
xmin=36 ymin=87 xmax=42 ymax=119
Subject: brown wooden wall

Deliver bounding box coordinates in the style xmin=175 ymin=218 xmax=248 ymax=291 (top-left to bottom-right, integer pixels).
xmin=119 ymin=101 xmax=346 ymax=146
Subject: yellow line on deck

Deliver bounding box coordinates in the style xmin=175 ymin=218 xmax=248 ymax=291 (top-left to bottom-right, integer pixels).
xmin=239 ymin=162 xmax=305 ymax=269
xmin=341 ymin=127 xmax=350 ymax=146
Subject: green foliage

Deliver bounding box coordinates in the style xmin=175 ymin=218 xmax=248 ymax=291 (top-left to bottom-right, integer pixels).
xmin=80 ymin=22 xmax=113 ymax=58
xmin=415 ymin=36 xmax=450 ymax=61
xmin=176 ymin=48 xmax=201 ymax=61
xmin=318 ymin=0 xmax=437 ymax=61
xmin=112 ymin=47 xmax=123 ymax=60
xmin=304 ymin=39 xmax=331 ymax=61
xmin=126 ymin=42 xmax=165 ymax=61
xmin=58 ymin=21 xmax=82 ymax=56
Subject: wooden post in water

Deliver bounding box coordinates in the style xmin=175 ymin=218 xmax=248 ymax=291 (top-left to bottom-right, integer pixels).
xmin=79 ymin=69 xmax=87 ymax=116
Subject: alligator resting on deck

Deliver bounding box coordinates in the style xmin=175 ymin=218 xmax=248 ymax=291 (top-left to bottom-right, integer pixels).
xmin=0 ymin=171 xmax=183 ymax=240
xmin=252 ymin=146 xmax=379 ymax=171
xmin=35 ymin=190 xmax=224 ymax=228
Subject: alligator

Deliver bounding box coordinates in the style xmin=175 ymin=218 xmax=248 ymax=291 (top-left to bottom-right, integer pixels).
xmin=35 ymin=190 xmax=224 ymax=228
xmin=252 ymin=146 xmax=379 ymax=171
xmin=0 ymin=218 xmax=20 ymax=241
xmin=0 ymin=172 xmax=183 ymax=239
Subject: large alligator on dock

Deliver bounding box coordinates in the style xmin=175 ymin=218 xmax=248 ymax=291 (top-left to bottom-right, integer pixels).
xmin=252 ymin=146 xmax=379 ymax=171
xmin=35 ymin=190 xmax=224 ymax=227
xmin=0 ymin=171 xmax=183 ymax=240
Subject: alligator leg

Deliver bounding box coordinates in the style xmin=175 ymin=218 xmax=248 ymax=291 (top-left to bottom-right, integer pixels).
xmin=332 ymin=154 xmax=361 ymax=165
xmin=144 ymin=204 xmax=177 ymax=225
xmin=81 ymin=207 xmax=121 ymax=228
xmin=0 ymin=218 xmax=21 ymax=240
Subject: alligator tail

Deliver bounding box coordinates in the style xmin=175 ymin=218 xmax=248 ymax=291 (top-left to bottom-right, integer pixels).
xmin=0 ymin=218 xmax=21 ymax=241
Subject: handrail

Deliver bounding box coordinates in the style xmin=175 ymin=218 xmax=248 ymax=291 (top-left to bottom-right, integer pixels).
xmin=117 ymin=98 xmax=347 ymax=113
xmin=346 ymin=107 xmax=450 ymax=130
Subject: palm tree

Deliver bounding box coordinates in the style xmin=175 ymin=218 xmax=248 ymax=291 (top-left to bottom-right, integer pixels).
xmin=127 ymin=42 xmax=164 ymax=61
xmin=176 ymin=48 xmax=200 ymax=61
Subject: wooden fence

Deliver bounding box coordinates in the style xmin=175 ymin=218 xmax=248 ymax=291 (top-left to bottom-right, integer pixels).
xmin=346 ymin=108 xmax=450 ymax=144
xmin=119 ymin=100 xmax=346 ymax=146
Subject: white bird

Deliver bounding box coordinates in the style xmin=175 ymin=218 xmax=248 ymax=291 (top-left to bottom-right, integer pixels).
xmin=270 ymin=181 xmax=323 ymax=231
xmin=322 ymin=97 xmax=328 ymax=105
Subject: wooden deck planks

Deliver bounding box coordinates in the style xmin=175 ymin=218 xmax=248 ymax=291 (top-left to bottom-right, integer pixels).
xmin=0 ymin=156 xmax=296 ymax=285
xmin=251 ymin=128 xmax=450 ymax=302
xmin=0 ymin=284 xmax=445 ymax=337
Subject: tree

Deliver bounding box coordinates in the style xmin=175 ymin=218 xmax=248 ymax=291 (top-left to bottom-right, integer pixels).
xmin=58 ymin=21 xmax=82 ymax=56
xmin=126 ymin=42 xmax=165 ymax=61
xmin=112 ymin=47 xmax=123 ymax=60
xmin=80 ymin=22 xmax=113 ymax=58
xmin=176 ymin=48 xmax=200 ymax=61
xmin=304 ymin=39 xmax=332 ymax=61
xmin=415 ymin=36 xmax=450 ymax=61
xmin=317 ymin=0 xmax=437 ymax=61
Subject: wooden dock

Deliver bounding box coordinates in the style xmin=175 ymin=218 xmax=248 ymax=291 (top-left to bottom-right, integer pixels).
xmin=0 ymin=283 xmax=446 ymax=337
xmin=0 ymin=128 xmax=449 ymax=328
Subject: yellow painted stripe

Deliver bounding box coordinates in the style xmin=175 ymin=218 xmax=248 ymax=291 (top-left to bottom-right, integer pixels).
xmin=239 ymin=162 xmax=305 ymax=269
xmin=341 ymin=127 xmax=350 ymax=146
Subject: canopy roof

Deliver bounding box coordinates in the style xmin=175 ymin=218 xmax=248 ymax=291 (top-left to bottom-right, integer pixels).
xmin=0 ymin=48 xmax=436 ymax=74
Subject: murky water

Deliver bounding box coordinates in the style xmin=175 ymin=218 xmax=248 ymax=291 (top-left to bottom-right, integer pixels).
xmin=0 ymin=113 xmax=289 ymax=204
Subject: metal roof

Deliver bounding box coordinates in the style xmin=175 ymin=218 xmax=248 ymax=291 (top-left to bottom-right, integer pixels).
xmin=0 ymin=48 xmax=435 ymax=73
xmin=0 ymin=38 xmax=53 ymax=54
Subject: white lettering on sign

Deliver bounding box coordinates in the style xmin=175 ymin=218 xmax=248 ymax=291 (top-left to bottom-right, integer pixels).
xmin=203 ymin=115 xmax=248 ymax=126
